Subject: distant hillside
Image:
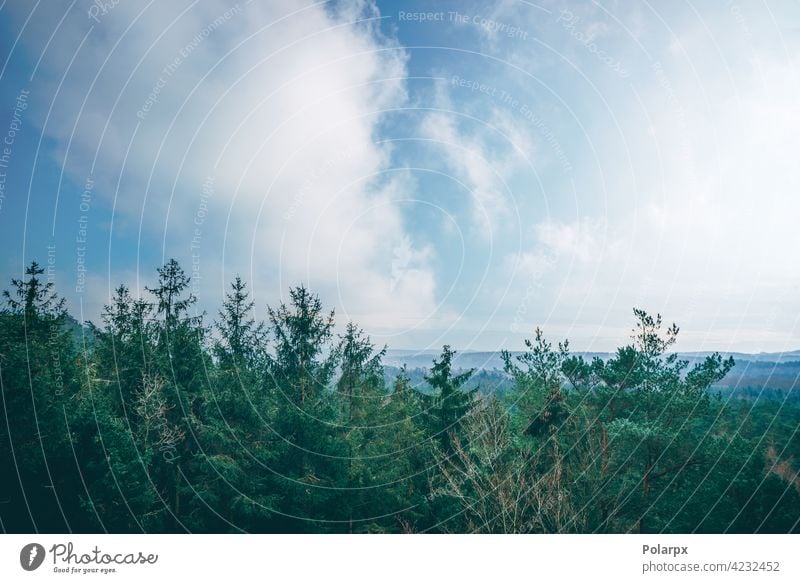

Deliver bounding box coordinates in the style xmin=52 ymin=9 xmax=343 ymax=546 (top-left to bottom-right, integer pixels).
xmin=63 ymin=314 xmax=95 ymax=348
xmin=385 ymin=348 xmax=800 ymax=370
xmin=384 ymin=349 xmax=800 ymax=401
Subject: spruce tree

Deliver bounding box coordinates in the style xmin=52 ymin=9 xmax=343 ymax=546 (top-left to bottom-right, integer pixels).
xmin=0 ymin=262 xmax=88 ymax=531
xmin=423 ymin=345 xmax=478 ymax=455
xmin=335 ymin=322 xmax=386 ymax=532
xmin=265 ymin=285 xmax=344 ymax=530
xmin=194 ymin=276 xmax=278 ymax=532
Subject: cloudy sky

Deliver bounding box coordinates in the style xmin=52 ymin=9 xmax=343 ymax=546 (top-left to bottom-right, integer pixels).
xmin=1 ymin=0 xmax=799 ymax=353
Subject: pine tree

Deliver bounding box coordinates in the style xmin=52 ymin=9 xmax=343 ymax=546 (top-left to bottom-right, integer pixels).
xmin=78 ymin=284 xmax=162 ymax=531
xmin=423 ymin=345 xmax=478 ymax=455
xmin=0 ymin=262 xmax=89 ymax=531
xmin=335 ymin=322 xmax=386 ymax=532
xmin=593 ymin=309 xmax=734 ymax=533
xmin=371 ymin=367 xmax=433 ymax=532
xmin=146 ymin=259 xmax=196 ymax=335
xmin=214 ymin=276 xmax=265 ymax=370
xmin=501 ymin=329 xmax=591 ymax=532
xmin=89 ymin=285 xmax=155 ymax=411
xmin=265 ymin=285 xmax=345 ymax=530
xmin=194 ymin=276 xmax=278 ymax=532
xmin=143 ymin=259 xmax=208 ymax=530
xmin=3 ymin=260 xmax=799 ymax=534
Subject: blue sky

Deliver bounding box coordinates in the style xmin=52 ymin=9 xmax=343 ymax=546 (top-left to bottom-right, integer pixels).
xmin=1 ymin=0 xmax=799 ymax=352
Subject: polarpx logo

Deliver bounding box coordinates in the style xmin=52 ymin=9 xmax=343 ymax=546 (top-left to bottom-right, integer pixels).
xmin=19 ymin=543 xmax=46 ymax=571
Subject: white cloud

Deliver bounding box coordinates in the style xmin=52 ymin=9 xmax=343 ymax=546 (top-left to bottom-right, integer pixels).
xmin=417 ymin=81 xmax=536 ymax=238
xmin=484 ymin=4 xmax=800 ymax=350
xmin=502 ymin=216 xmax=608 ymax=287
xmin=534 ymin=217 xmax=607 ymax=263
xmin=419 ymin=111 xmax=507 ymax=235
xmin=15 ymin=0 xmax=440 ymax=337
xmin=10 ymin=1 xmax=800 ymax=352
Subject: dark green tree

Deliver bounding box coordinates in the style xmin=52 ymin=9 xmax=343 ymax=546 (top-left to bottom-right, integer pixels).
xmin=331 ymin=322 xmax=388 ymax=531
xmin=213 ymin=276 xmax=265 ymax=370
xmin=372 ymin=367 xmax=433 ymax=532
xmin=190 ymin=276 xmax=278 ymax=532
xmin=499 ymin=330 xmax=599 ymax=532
xmin=423 ymin=345 xmax=478 ymax=455
xmin=265 ymin=285 xmax=344 ymax=531
xmin=143 ymin=259 xmax=209 ymax=530
xmin=0 ymin=262 xmax=89 ymax=531
xmin=592 ymin=309 xmax=734 ymax=533
xmin=3 ymin=259 xmax=799 ymax=534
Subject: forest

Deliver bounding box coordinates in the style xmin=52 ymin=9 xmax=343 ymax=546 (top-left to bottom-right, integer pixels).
xmin=1 ymin=259 xmax=799 ymax=533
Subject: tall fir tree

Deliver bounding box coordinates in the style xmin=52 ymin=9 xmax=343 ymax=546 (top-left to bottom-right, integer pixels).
xmin=192 ymin=276 xmax=277 ymax=532
xmin=423 ymin=345 xmax=478 ymax=455
xmin=335 ymin=322 xmax=386 ymax=532
xmin=0 ymin=262 xmax=89 ymax=531
xmin=265 ymin=285 xmax=345 ymax=531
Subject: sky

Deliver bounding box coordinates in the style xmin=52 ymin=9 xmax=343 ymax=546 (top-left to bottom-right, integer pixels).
xmin=0 ymin=0 xmax=799 ymax=353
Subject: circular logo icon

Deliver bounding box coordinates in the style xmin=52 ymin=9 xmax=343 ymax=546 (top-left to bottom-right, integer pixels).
xmin=20 ymin=543 xmax=46 ymax=571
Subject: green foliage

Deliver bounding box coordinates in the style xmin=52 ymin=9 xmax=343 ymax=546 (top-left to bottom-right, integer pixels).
xmin=587 ymin=309 xmax=736 ymax=533
xmin=0 ymin=263 xmax=90 ymax=531
xmin=1 ymin=263 xmax=798 ymax=533
xmin=423 ymin=345 xmax=478 ymax=454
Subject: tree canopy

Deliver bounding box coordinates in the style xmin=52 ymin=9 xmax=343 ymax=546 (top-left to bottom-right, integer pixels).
xmin=1 ymin=260 xmax=798 ymax=533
